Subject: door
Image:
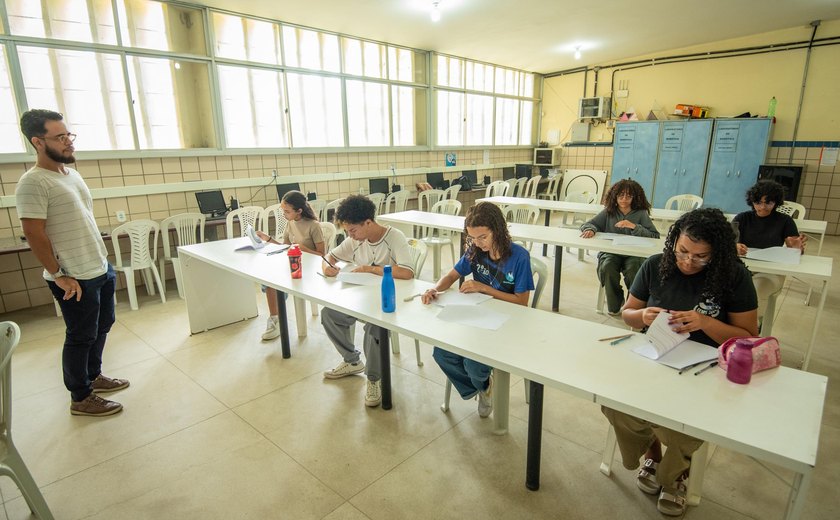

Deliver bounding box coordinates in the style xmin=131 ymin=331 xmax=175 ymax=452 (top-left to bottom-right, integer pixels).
xmin=611 ymin=122 xmax=659 ymax=195
xmin=703 ymin=119 xmax=771 ymax=213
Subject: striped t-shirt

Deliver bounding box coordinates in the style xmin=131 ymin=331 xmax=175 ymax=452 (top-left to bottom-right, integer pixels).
xmin=16 ymin=166 xmax=108 ymax=281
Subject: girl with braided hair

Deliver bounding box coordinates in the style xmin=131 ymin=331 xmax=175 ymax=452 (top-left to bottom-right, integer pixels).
xmin=602 ymin=208 xmax=758 ymax=516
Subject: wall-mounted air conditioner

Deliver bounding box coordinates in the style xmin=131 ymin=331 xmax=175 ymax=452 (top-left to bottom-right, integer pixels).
xmin=579 ymin=97 xmax=611 ymax=120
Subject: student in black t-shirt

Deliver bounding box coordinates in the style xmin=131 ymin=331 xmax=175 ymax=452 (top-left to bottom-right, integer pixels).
xmin=602 ymin=208 xmax=758 ymax=517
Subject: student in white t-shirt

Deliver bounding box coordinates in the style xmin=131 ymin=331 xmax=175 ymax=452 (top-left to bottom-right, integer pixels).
xmin=15 ymin=109 xmax=128 ymax=417
xmin=320 ymin=195 xmax=414 ymax=407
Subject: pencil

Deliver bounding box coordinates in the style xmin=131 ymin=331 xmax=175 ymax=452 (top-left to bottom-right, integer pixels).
xmin=610 ymin=335 xmax=634 ymax=346
xmin=598 ymin=333 xmax=633 ymax=342
xmin=694 ymin=361 xmax=719 ymax=375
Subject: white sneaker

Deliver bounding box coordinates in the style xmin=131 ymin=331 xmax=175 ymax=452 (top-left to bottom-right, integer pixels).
xmin=477 ymin=372 xmax=493 ymax=418
xmin=261 ymin=316 xmax=280 ymax=341
xmin=365 ymin=380 xmax=382 ymax=407
xmin=323 ymin=360 xmax=365 ymax=379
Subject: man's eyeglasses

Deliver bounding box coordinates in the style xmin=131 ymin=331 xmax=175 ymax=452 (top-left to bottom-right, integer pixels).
xmin=38 ymin=133 xmax=77 ymax=144
xmin=674 ymin=250 xmax=710 ymax=266
xmin=753 ymin=200 xmax=775 ymax=208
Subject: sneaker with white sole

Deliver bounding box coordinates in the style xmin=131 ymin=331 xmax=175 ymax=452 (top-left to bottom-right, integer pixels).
xmin=365 ymin=380 xmax=382 ymax=407
xmin=70 ymin=393 xmax=123 ymax=416
xmin=477 ymin=372 xmax=493 ymax=418
xmin=323 ymin=360 xmax=365 ymax=379
xmin=262 ymin=316 xmax=280 ymax=341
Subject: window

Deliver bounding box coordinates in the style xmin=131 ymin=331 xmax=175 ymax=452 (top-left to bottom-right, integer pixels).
xmin=218 ymin=65 xmax=289 ymax=148
xmin=18 ymin=46 xmax=133 ymax=150
xmin=519 ymin=100 xmax=535 ymax=145
xmin=6 ymin=0 xmax=118 ymax=45
xmin=495 ymin=98 xmax=518 ymax=145
xmin=282 ymin=26 xmax=339 ymax=73
xmin=212 ymin=12 xmax=281 ymax=65
xmin=465 ymin=94 xmax=492 ymax=145
xmin=392 ymin=86 xmax=426 ymax=146
xmin=436 ymin=90 xmax=463 ymax=146
xmin=117 ymin=0 xmax=207 ymax=55
xmin=465 ymin=62 xmax=493 ymax=93
xmin=436 ymin=55 xmax=463 ymax=88
xmin=286 ymin=73 xmax=343 ymax=147
xmin=346 ymin=80 xmax=389 ymax=146
xmin=343 ymin=38 xmax=386 ymax=78
xmin=388 ymin=47 xmax=426 ymax=84
xmin=0 ymin=47 xmax=25 ymax=153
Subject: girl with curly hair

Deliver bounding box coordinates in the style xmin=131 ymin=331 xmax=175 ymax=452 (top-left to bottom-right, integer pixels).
xmin=602 ymin=208 xmax=758 ymax=517
xmin=422 ymin=202 xmax=534 ymax=418
xmin=580 ymin=179 xmax=659 ymax=314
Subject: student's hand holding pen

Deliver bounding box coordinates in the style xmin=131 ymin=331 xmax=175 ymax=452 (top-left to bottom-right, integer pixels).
xmin=322 ymin=256 xmax=339 ymax=277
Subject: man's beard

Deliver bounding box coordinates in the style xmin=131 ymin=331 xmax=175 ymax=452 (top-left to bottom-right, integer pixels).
xmin=45 ymin=145 xmax=75 ymax=164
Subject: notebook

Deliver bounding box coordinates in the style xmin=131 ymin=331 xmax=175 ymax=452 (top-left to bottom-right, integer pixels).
xmin=630 ymin=312 xmax=718 ymax=369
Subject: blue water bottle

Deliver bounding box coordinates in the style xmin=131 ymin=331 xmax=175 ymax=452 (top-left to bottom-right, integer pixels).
xmin=381 ymin=265 xmax=396 ymax=313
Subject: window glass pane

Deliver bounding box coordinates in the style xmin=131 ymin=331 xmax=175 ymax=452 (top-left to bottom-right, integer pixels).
xmin=392 ymin=85 xmax=426 ymax=146
xmin=388 ymin=47 xmax=426 ymax=84
xmin=117 ymin=0 xmax=207 ymax=55
xmin=127 ymin=56 xmax=215 ymax=149
xmin=519 ymin=100 xmax=534 ymax=145
xmin=286 ymin=72 xmax=343 ymax=147
xmin=18 ymin=46 xmax=132 ymax=150
xmin=7 ymin=0 xmax=117 ymax=44
xmin=212 ymin=12 xmax=281 ymax=65
xmin=522 ymin=73 xmax=536 ymax=97
xmin=465 ymin=62 xmax=493 ymax=93
xmin=346 ymin=80 xmax=389 ymax=146
xmin=436 ymin=90 xmax=463 ymax=146
xmin=342 ymin=38 xmax=385 ymax=78
xmin=0 ymin=47 xmax=25 ymax=153
xmin=282 ymin=26 xmax=339 ymax=73
xmin=494 ymin=98 xmax=518 ymax=145
xmin=218 ymin=65 xmax=288 ymax=148
xmin=494 ymin=67 xmax=519 ymax=96
xmin=465 ymin=94 xmax=492 ymax=145
xmin=435 ymin=55 xmax=462 ymax=88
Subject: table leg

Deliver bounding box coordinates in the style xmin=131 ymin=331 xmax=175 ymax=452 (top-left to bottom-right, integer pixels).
xmin=542 ymin=209 xmax=551 ymax=256
xmin=276 ymin=290 xmax=291 ymax=359
xmin=552 ymin=245 xmax=563 ymax=312
xmin=380 ymin=327 xmax=392 ymax=410
xmin=493 ymin=370 xmax=510 ymax=435
xmin=784 ymin=470 xmax=812 ymax=520
xmin=526 ymin=381 xmax=544 ymax=491
xmin=802 ymin=280 xmax=828 ymax=371
xmin=293 ymin=296 xmax=308 ymax=337
xmin=432 ymin=244 xmax=441 ymax=280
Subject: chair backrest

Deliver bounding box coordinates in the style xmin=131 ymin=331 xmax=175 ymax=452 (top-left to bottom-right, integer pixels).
xmin=261 ymin=203 xmax=288 ymax=238
xmin=664 ymin=194 xmax=703 ymax=212
xmin=504 ymin=179 xmax=519 ymax=197
xmin=523 ymin=176 xmax=541 ymax=198
xmin=777 ymin=201 xmax=806 ymax=219
xmin=322 ymin=198 xmax=345 ymax=223
xmin=366 ymin=193 xmax=386 ymax=216
xmin=529 ymin=257 xmax=547 ymax=309
xmin=442 ymin=184 xmax=461 ymax=201
xmin=541 ymin=175 xmax=562 ymax=198
xmin=406 ymin=238 xmax=429 ymax=279
xmin=418 ymin=189 xmax=445 ymax=212
xmin=565 ymin=191 xmax=597 ymax=204
xmin=431 ymin=199 xmax=462 ymax=216
xmin=308 ymin=199 xmax=326 ymax=221
xmin=1 ymin=321 xmax=21 ymax=430
xmin=504 ymin=204 xmax=540 ymax=225
xmin=112 ymin=219 xmax=160 ymax=269
xmin=515 ymin=177 xmax=528 ymax=197
xmin=160 ymin=213 xmax=205 ymax=261
xmin=320 ymin=222 xmax=337 ymax=250
xmin=226 ymin=206 xmax=263 ymax=238
xmin=383 ymin=190 xmax=409 ymax=214
xmin=486 ymin=180 xmax=509 ymax=198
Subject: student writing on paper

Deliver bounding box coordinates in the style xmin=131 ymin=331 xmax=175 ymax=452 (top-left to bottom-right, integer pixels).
xmin=421 ymin=203 xmax=534 ymax=418
xmin=602 ymin=208 xmax=758 ymax=517
xmin=579 ymin=180 xmax=659 ymax=315
xmin=733 ymin=180 xmax=806 ymax=330
xmin=254 ymin=191 xmax=325 ymax=341
xmin=320 ymin=195 xmax=414 ymax=408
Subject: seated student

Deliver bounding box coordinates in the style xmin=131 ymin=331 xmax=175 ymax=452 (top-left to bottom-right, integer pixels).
xmin=320 ymin=195 xmax=414 ymax=407
xmin=579 ymin=179 xmax=659 ymax=315
xmin=421 ymin=202 xmax=534 ymax=418
xmin=255 ymin=190 xmax=325 ymax=341
xmin=733 ymin=180 xmax=806 ymax=326
xmin=603 ymin=208 xmax=758 ymax=517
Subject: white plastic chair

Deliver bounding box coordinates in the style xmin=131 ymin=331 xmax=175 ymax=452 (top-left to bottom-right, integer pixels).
xmin=441 ymin=256 xmax=546 ymax=411
xmin=390 ymin=238 xmax=429 ymax=366
xmin=382 ymin=190 xmax=409 ymax=214
xmin=421 ymin=199 xmax=462 ymax=280
xmin=308 ymin=199 xmax=326 ymax=222
xmin=225 ymin=206 xmax=262 ymax=238
xmin=504 ymin=179 xmax=519 ymax=197
xmin=418 ymin=189 xmax=445 ymax=213
xmin=298 ymin=222 xmax=338 ymax=319
xmin=664 ymin=194 xmax=703 ymax=212
xmin=777 ymin=201 xmax=806 ymax=219
xmin=523 ymin=176 xmax=542 ymax=199
xmin=504 ymin=204 xmax=541 ymax=251
xmin=514 ymin=177 xmax=527 ymax=197
xmin=0 ymin=322 xmax=55 ymax=520
xmin=563 ymin=191 xmax=598 ymax=261
xmin=321 ymin=198 xmax=344 ymax=224
xmin=160 ymin=213 xmax=205 ymax=300
xmin=365 ymin=193 xmax=386 ymax=216
xmin=537 ymin=175 xmax=562 ymax=201
xmin=261 ymin=203 xmax=288 ymax=239
xmin=112 ymin=219 xmax=166 ymax=311
xmin=485 ymin=180 xmax=509 ymax=198
xmin=442 ymin=184 xmax=462 ymax=201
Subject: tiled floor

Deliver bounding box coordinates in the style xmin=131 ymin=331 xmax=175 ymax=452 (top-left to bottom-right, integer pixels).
xmin=1 ymin=233 xmax=838 ymax=519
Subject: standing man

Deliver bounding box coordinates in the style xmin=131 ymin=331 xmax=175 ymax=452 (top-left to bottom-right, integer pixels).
xmin=16 ymin=109 xmax=129 ymax=416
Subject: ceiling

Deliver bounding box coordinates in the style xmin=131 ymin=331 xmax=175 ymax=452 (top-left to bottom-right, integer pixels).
xmin=187 ymin=0 xmax=840 ymax=74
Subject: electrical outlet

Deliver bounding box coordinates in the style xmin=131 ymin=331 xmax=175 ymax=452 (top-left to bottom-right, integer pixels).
xmin=116 ymin=211 xmax=126 ymax=223
xmin=271 ymin=169 xmax=278 ymax=177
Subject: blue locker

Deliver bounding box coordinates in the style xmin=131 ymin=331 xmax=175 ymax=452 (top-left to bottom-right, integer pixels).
xmin=652 ymin=120 xmax=713 ymax=208
xmin=611 ymin=121 xmax=659 ymax=195
xmin=702 ymin=118 xmax=772 ymax=213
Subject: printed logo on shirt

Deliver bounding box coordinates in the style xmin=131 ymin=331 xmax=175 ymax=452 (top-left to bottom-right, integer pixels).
xmin=505 ymin=272 xmax=514 ymax=283
xmin=695 ymin=298 xmax=721 ymax=318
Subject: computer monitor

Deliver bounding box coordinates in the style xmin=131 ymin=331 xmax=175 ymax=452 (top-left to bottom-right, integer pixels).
xmin=515 ymin=164 xmax=532 ymax=179
xmin=369 ymin=178 xmax=389 ymax=195
xmin=426 ymin=172 xmax=445 ymax=189
xmin=463 ymin=170 xmax=478 ymax=186
xmin=502 ymin=167 xmax=515 ymax=180
xmin=276 ymin=182 xmax=301 ymax=201
xmin=195 ymin=190 xmax=227 ymax=218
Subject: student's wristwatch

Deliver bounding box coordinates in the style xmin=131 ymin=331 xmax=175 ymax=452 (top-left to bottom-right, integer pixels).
xmin=51 ymin=267 xmax=69 ymax=278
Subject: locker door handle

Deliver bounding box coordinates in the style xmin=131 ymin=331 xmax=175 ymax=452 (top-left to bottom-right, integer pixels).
xmin=726 ymin=170 xmax=731 ymax=177
xmin=681 ymin=169 xmax=686 ymax=176
xmin=736 ymin=170 xmax=741 ymax=177
xmin=673 ymin=169 xmax=677 ymax=175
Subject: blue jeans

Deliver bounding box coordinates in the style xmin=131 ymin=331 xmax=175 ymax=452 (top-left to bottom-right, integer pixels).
xmin=433 ymin=347 xmax=491 ymax=399
xmin=48 ymin=265 xmax=116 ymax=402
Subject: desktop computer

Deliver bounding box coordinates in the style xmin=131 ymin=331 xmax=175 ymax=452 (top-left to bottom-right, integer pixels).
xmin=276 ymin=182 xmax=301 ymax=201
xmin=195 ymin=190 xmax=228 ymax=218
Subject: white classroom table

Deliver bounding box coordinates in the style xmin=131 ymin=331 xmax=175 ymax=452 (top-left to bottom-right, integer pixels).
xmin=377 ymin=210 xmax=833 ymax=371
xmin=177 ymin=238 xmax=824 ymax=519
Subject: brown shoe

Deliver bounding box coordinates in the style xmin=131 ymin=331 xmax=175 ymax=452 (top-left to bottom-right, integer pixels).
xmin=71 ymin=393 xmax=123 ymax=416
xmin=92 ymin=374 xmax=130 ymax=393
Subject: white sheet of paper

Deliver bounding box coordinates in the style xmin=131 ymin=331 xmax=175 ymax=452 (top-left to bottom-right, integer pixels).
xmin=655 ymin=341 xmax=719 ymax=370
xmin=746 ymin=246 xmax=801 ymax=265
xmin=612 ymin=235 xmax=655 ymax=246
xmin=256 ymin=244 xmax=288 ymax=255
xmin=336 ymin=272 xmax=381 ymax=286
xmin=433 ymin=291 xmax=493 ymax=307
xmin=642 ymin=312 xmax=690 ymax=358
xmin=436 ymin=304 xmax=509 ymax=330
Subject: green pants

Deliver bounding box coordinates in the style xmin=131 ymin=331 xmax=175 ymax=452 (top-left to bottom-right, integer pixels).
xmin=597 ymin=253 xmax=644 ymax=314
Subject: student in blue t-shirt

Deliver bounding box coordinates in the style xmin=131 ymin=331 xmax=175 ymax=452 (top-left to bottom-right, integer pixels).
xmin=421 ymin=202 xmax=535 ymax=418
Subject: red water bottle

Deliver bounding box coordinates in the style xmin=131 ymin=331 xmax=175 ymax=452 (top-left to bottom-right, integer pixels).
xmin=726 ymin=339 xmax=754 ymax=384
xmin=288 ymin=244 xmax=302 ymax=279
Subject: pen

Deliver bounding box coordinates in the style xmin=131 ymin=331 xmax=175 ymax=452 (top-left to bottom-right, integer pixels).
xmin=316 ymin=271 xmax=327 ymax=278
xmin=598 ymin=333 xmax=633 ymax=342
xmin=322 ymin=255 xmax=336 ymax=268
xmin=694 ymin=361 xmax=719 ymax=376
xmin=610 ymin=335 xmax=634 ymax=346
xmin=266 ymin=245 xmax=290 ymax=256
xmin=677 ymin=360 xmax=708 ymax=375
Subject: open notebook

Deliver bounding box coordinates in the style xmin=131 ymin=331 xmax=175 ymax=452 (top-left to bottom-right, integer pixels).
xmin=631 ymin=312 xmax=718 ymax=369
